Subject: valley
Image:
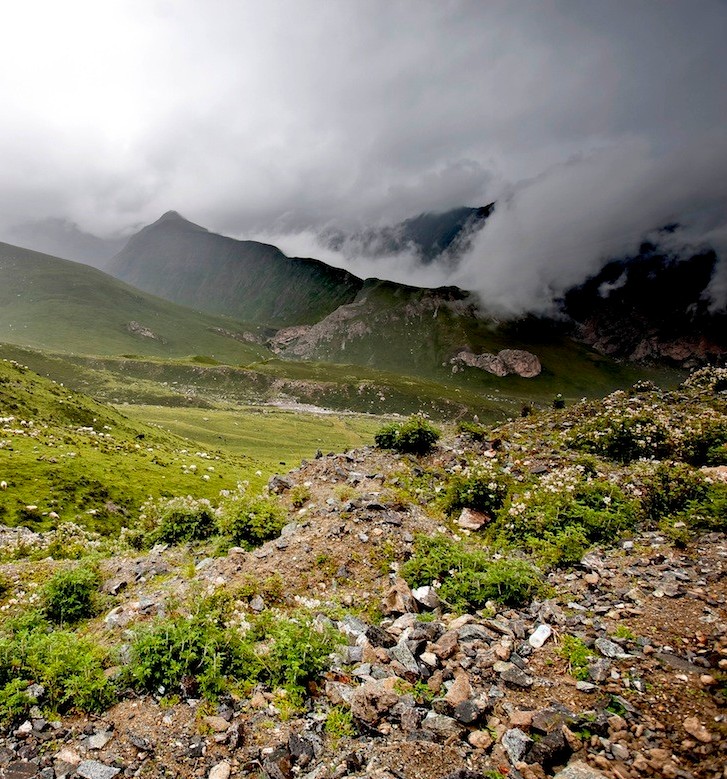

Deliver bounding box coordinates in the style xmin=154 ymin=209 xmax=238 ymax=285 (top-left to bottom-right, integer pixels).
xmin=0 ymin=214 xmax=723 ymax=779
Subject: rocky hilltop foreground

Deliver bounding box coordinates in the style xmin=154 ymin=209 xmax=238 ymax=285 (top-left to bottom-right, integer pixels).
xmin=0 ymin=370 xmax=725 ymax=779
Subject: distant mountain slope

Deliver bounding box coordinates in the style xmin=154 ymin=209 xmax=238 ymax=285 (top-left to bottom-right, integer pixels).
xmin=269 ymin=278 xmax=665 ymax=398
xmin=0 ymin=241 xmax=270 ymax=363
xmin=563 ymin=245 xmax=727 ymax=367
xmin=3 ymin=217 xmax=126 ymax=268
xmin=108 ymin=211 xmax=363 ymax=326
xmin=322 ymin=204 xmax=494 ymax=263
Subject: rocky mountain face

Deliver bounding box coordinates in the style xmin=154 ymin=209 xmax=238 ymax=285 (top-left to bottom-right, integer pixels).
xmin=105 ymin=211 xmax=726 ymax=374
xmin=322 ymin=204 xmax=494 ymax=265
xmin=108 ymin=212 xmax=363 ymax=326
xmin=562 ymin=247 xmax=727 ymax=368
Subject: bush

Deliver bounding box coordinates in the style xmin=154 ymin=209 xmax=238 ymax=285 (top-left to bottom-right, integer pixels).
xmin=641 ymin=462 xmax=708 ymax=522
xmin=139 ymin=496 xmax=217 ymax=546
xmin=128 ymin=601 xmax=342 ymax=702
xmin=400 ymin=535 xmax=543 ymax=611
xmin=217 ymin=489 xmax=287 ymax=549
xmin=374 ymin=416 xmax=440 ymax=455
xmin=681 ymin=420 xmax=727 ymax=466
xmin=442 ymin=466 xmax=509 ymax=516
xmin=527 ymin=526 xmax=591 ymax=568
xmin=0 ymin=615 xmax=114 ymax=724
xmin=251 ymin=612 xmax=343 ymax=695
xmin=128 ymin=603 xmax=255 ymax=700
xmin=41 ymin=565 xmax=101 ymax=624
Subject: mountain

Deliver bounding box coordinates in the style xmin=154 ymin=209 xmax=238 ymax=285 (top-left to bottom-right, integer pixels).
xmin=563 ymin=244 xmax=727 ymax=367
xmin=322 ymin=204 xmax=494 ymax=264
xmin=108 ymin=211 xmax=363 ymax=326
xmin=0 ymin=241 xmax=270 ymax=363
xmin=3 ymin=217 xmax=126 ymax=268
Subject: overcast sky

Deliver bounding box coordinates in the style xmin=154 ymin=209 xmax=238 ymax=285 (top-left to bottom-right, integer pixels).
xmin=1 ymin=1 xmax=726 ymax=312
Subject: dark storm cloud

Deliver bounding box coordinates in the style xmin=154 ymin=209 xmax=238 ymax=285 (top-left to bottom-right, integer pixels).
xmin=0 ymin=1 xmax=725 ymax=311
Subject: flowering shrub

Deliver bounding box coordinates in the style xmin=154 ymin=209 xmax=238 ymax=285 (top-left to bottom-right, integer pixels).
xmin=641 ymin=462 xmax=709 ymax=522
xmin=442 ymin=463 xmax=510 ymax=516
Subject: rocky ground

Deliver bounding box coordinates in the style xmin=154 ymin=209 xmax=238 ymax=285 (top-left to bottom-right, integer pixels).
xmin=0 ymin=435 xmax=725 ymax=779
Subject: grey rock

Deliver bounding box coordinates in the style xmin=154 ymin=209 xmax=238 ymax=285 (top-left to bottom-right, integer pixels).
xmin=4 ymin=762 xmax=39 ymax=779
xmin=587 ymin=658 xmax=612 ymax=682
xmin=87 ymin=732 xmax=113 ymax=750
xmin=500 ymin=664 xmax=533 ymax=688
xmin=553 ymin=761 xmax=609 ymax=779
xmin=502 ymin=728 xmax=533 ymax=763
xmin=390 ymin=638 xmax=420 ymax=676
xmin=412 ymin=586 xmax=442 ymax=610
xmin=526 ymin=728 xmax=570 ymax=769
xmin=268 ymin=474 xmax=293 ymax=493
xmin=595 ymin=638 xmax=631 ymax=659
xmin=421 ymin=712 xmax=464 ymax=741
xmin=76 ymin=761 xmax=121 ymax=779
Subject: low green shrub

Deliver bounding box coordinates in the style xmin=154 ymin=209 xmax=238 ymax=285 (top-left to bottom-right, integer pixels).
xmin=128 ymin=599 xmax=342 ymax=702
xmin=559 ymin=634 xmax=591 ymax=681
xmin=374 ymin=416 xmax=441 ymax=455
xmin=0 ymin=614 xmax=114 ymax=724
xmin=251 ymin=612 xmax=344 ymax=695
xmin=139 ymin=496 xmax=217 ymax=546
xmin=217 ymin=489 xmax=287 ymax=549
xmin=400 ymin=535 xmax=543 ymax=611
xmin=441 ymin=466 xmax=509 ymax=516
xmin=41 ymin=565 xmax=101 ymax=624
xmin=681 ymin=420 xmax=727 ymax=466
xmin=526 ymin=525 xmax=591 ymax=568
xmin=128 ymin=602 xmax=255 ymax=700
xmin=641 ymin=462 xmax=708 ymax=522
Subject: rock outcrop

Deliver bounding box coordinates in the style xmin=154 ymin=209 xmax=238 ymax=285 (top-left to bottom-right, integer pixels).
xmin=452 ymin=349 xmax=542 ymax=378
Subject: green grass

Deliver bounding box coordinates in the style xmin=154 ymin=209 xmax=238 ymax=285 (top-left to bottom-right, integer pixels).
xmin=0 ymin=242 xmax=269 ymax=364
xmin=119 ymin=405 xmax=380 ymax=467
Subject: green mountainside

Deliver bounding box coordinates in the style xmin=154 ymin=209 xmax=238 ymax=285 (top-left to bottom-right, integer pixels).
xmin=0 ymin=241 xmax=270 ymax=363
xmin=108 ymin=211 xmax=363 ymax=326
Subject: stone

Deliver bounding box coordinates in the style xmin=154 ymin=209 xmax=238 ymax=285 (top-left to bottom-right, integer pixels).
xmin=262 ymin=746 xmax=293 ymax=779
xmin=509 ymin=710 xmax=534 ymax=729
xmin=54 ymin=748 xmax=82 ymax=766
xmin=381 ymin=577 xmax=418 ymax=615
xmin=389 ymin=637 xmax=420 ymax=676
xmin=575 ymin=680 xmax=596 ymax=692
xmin=584 ymin=572 xmax=600 ymax=586
xmin=454 ymin=700 xmax=480 ymax=724
xmin=456 ymin=508 xmax=490 ymax=531
xmin=288 ymin=734 xmax=315 ymax=767
xmin=682 ymin=716 xmax=712 ymax=743
xmin=412 ymin=585 xmax=442 ymax=610
xmin=208 ymin=761 xmax=231 ymax=779
xmin=500 ymin=664 xmax=533 ymax=687
xmin=432 ymin=630 xmax=459 ymax=659
xmin=595 ymin=637 xmax=631 ymax=659
xmin=502 ymin=728 xmax=533 ymax=763
xmin=444 ymin=674 xmax=473 ymax=708
xmin=528 ymin=624 xmax=552 ymax=648
xmin=468 ymin=730 xmax=494 ymax=750
xmin=365 ymin=624 xmax=397 ymax=648
xmin=349 ymin=679 xmax=399 ymax=725
xmin=204 ymin=715 xmax=231 ymax=733
xmin=553 ymin=761 xmax=609 ymax=779
xmin=526 ymin=729 xmax=570 ymax=770
xmin=268 ymin=474 xmax=293 ymax=493
xmin=76 ymin=761 xmax=121 ymax=779
xmin=4 ymin=763 xmax=39 ymax=779
xmin=421 ymin=712 xmax=464 ymax=740
xmin=88 ymin=731 xmax=113 ymax=750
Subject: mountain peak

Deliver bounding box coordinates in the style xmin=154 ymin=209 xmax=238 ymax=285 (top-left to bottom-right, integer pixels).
xmin=152 ymin=210 xmax=209 ymax=233
xmin=157 ymin=210 xmax=188 ymax=223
